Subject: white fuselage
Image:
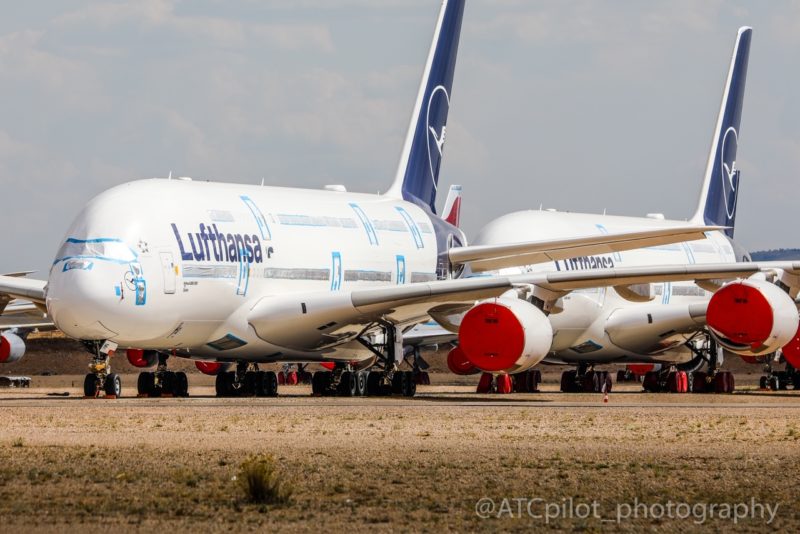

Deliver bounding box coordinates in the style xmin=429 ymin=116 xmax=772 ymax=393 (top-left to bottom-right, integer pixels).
xmin=46 ymin=179 xmax=441 ymax=362
xmin=472 ymin=210 xmax=745 ymax=365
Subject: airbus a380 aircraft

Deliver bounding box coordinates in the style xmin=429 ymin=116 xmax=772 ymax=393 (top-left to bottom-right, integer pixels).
xmin=444 ymin=27 xmax=800 ymax=394
xmin=0 ymin=3 xmax=785 ymax=399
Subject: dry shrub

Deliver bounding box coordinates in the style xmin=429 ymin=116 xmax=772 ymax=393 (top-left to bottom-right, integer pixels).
xmin=238 ymin=454 xmax=292 ymax=505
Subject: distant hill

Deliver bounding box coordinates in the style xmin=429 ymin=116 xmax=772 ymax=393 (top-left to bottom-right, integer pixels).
xmin=750 ymin=249 xmax=800 ymax=261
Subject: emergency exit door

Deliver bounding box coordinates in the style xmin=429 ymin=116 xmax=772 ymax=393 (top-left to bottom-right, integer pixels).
xmin=160 ymin=252 xmax=177 ymax=294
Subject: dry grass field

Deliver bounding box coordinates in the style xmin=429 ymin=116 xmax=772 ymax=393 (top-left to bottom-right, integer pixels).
xmin=0 ymin=378 xmax=798 ymax=533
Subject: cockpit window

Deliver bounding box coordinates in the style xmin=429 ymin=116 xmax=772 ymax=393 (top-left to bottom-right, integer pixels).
xmin=54 ymin=238 xmax=138 ymax=265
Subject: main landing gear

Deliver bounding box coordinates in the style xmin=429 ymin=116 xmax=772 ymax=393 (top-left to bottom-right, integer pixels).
xmin=759 ymin=361 xmax=800 ymax=391
xmin=215 ymin=362 xmax=278 ymax=397
xmin=475 ymin=370 xmax=541 ymax=394
xmin=137 ymin=352 xmax=189 ymax=397
xmin=642 ymin=337 xmax=734 ymax=393
xmin=312 ymin=322 xmax=419 ymax=397
xmin=82 ymin=340 xmax=122 ymax=399
xmin=560 ymin=364 xmax=612 ymax=393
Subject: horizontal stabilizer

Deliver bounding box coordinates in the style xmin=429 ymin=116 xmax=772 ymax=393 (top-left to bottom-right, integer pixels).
xmin=449 ymin=225 xmax=724 ymax=272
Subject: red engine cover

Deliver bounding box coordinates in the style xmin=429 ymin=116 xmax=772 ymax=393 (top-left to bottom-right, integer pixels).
xmin=446 ymin=346 xmax=479 ymax=375
xmin=459 ymin=302 xmax=524 ymax=372
xmin=195 ymin=361 xmax=224 ymax=375
xmin=126 ymin=349 xmax=156 ymax=368
xmin=707 ymin=282 xmax=773 ymax=349
xmin=626 ymin=364 xmax=654 ymax=376
xmin=782 ymin=324 xmax=800 ymax=368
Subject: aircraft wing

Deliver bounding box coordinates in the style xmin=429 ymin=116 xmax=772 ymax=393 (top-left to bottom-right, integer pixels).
xmin=247 ymin=261 xmax=799 ymax=351
xmin=0 ymin=275 xmax=47 ymax=306
xmin=449 ymin=225 xmax=723 ymax=272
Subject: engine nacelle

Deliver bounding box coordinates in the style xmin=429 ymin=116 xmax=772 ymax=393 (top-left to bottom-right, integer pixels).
xmin=0 ymin=333 xmax=26 ymax=364
xmin=195 ymin=361 xmax=229 ymax=375
xmin=126 ymin=349 xmax=158 ymax=368
xmin=446 ymin=346 xmax=479 ymax=375
xmin=780 ymin=323 xmax=800 ymax=368
xmin=458 ymin=297 xmax=553 ymax=373
xmin=707 ymin=279 xmax=799 ymax=356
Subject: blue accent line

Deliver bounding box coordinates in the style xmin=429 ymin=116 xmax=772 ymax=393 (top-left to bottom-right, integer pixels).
xmin=240 ymin=195 xmax=272 ymax=240
xmin=396 ymin=207 xmax=424 ymax=249
xmin=349 ymin=203 xmax=379 ymax=246
xmin=331 ymin=251 xmax=342 ymax=291
xmin=396 ymin=255 xmax=406 ymax=284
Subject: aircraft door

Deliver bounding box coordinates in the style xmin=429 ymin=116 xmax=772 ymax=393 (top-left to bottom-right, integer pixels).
xmin=159 ymin=252 xmax=177 ymax=294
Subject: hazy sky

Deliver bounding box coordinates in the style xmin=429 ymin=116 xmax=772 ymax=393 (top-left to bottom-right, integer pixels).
xmin=1 ymin=0 xmax=799 ymax=276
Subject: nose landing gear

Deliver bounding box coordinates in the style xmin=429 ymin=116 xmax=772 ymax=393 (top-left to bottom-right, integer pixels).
xmin=82 ymin=340 xmax=121 ymax=399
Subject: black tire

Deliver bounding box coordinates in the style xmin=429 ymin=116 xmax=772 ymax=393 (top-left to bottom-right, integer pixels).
xmin=160 ymin=371 xmax=175 ymax=396
xmin=401 ymin=371 xmax=416 ymax=397
xmin=356 ymin=372 xmax=367 ymax=396
xmin=391 ymin=372 xmax=403 ymax=394
xmin=104 ymin=373 xmax=121 ymax=397
xmin=759 ymin=376 xmax=768 ymax=389
xmin=366 ymin=371 xmax=382 ymax=396
xmin=175 ymin=372 xmax=189 ymax=397
xmin=215 ymin=372 xmax=229 ymax=397
xmin=264 ymin=371 xmax=278 ymax=397
xmin=253 ymin=371 xmax=267 ymax=397
xmin=137 ymin=372 xmax=154 ymax=396
xmin=243 ymin=372 xmax=257 ymax=397
xmin=311 ymin=371 xmax=326 ymax=395
xmin=560 ymin=370 xmax=577 ymax=393
xmin=83 ymin=374 xmax=99 ymax=397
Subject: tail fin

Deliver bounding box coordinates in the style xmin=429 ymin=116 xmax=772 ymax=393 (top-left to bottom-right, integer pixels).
xmin=384 ymin=0 xmax=465 ymax=214
xmin=442 ymin=184 xmax=462 ymax=226
xmin=691 ymin=27 xmax=752 ymax=238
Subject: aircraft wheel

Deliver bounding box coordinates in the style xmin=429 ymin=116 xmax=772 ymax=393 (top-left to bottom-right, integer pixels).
xmin=174 ymin=371 xmax=188 ymax=397
xmin=366 ymin=371 xmax=382 ymax=396
xmin=311 ymin=371 xmax=326 ymax=396
xmin=560 ymin=370 xmax=577 ymax=393
xmin=243 ymin=372 xmax=258 ymax=396
xmin=83 ymin=374 xmax=99 ymax=397
xmin=356 ymin=372 xmax=367 ymax=396
xmin=104 ymin=373 xmax=121 ymax=397
xmin=138 ymin=372 xmax=154 ymax=396
xmin=215 ymin=372 xmax=230 ymax=397
xmin=264 ymin=371 xmax=278 ymax=396
xmin=759 ymin=376 xmax=768 ymax=390
xmin=642 ymin=371 xmax=660 ymax=392
xmin=401 ymin=371 xmax=416 ymax=397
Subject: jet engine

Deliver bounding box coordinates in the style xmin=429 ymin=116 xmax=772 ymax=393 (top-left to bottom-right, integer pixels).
xmin=706 ymin=279 xmax=799 ymax=357
xmin=0 ymin=333 xmax=25 ymax=363
xmin=126 ymin=349 xmax=158 ymax=368
xmin=446 ymin=346 xmax=479 ymax=375
xmin=458 ymin=297 xmax=553 ymax=373
xmin=780 ymin=324 xmax=800 ymax=368
xmin=195 ymin=361 xmax=229 ymax=375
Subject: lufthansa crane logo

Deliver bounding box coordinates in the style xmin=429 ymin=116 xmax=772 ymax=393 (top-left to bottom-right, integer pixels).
xmin=426 ymin=85 xmax=450 ymax=192
xmin=720 ymin=126 xmax=739 ymax=220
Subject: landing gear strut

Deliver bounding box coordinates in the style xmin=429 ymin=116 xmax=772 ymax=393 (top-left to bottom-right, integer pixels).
xmin=642 ymin=336 xmax=734 ymax=393
xmin=215 ymin=362 xmax=277 ymax=397
xmin=137 ymin=352 xmax=189 ymax=397
xmin=83 ymin=340 xmax=121 ymax=398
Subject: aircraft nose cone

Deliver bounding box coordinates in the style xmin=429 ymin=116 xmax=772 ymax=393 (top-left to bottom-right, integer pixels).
xmin=47 ymin=266 xmax=120 ymax=339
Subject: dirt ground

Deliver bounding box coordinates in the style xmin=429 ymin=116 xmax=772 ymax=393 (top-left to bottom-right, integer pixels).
xmin=0 ymin=377 xmax=798 ymax=533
